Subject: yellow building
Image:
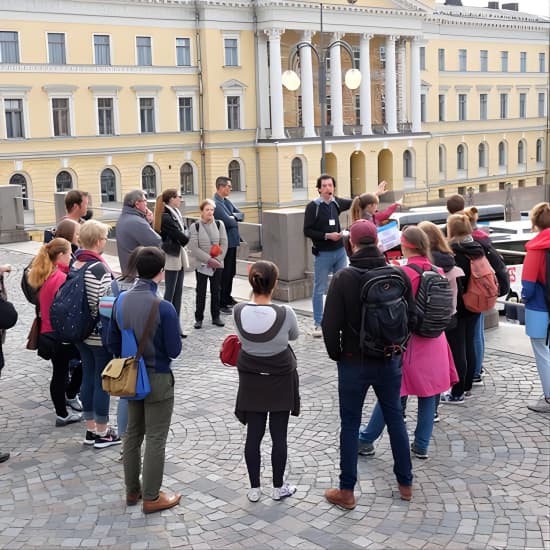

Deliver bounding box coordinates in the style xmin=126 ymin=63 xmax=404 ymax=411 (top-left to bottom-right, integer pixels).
xmin=0 ymin=0 xmax=548 ymax=226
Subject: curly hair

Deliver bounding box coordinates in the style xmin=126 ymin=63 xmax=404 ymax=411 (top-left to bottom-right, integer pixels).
xmin=28 ymin=238 xmax=71 ymax=288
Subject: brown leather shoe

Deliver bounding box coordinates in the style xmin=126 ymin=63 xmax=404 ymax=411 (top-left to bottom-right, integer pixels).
xmin=142 ymin=491 xmax=181 ymax=514
xmin=398 ymin=484 xmax=413 ymax=501
xmin=324 ymin=488 xmax=356 ymax=510
xmin=126 ymin=492 xmax=142 ymax=506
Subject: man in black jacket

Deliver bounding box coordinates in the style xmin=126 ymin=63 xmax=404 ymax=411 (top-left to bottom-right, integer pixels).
xmin=321 ymin=220 xmax=413 ymax=509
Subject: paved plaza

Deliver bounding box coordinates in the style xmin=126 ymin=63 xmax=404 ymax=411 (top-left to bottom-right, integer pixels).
xmin=0 ymin=247 xmax=549 ymax=550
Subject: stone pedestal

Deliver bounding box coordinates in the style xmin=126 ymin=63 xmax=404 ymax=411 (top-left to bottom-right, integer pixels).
xmin=0 ymin=185 xmax=28 ymax=243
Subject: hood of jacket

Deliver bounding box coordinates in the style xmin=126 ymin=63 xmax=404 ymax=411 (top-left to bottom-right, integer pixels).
xmin=349 ymin=245 xmax=387 ymax=270
xmin=431 ymin=250 xmax=456 ymax=273
xmin=451 ymin=237 xmax=484 ymax=258
xmin=525 ymin=227 xmax=550 ymax=252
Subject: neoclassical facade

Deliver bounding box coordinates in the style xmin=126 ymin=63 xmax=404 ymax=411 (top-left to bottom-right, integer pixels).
xmin=0 ymin=0 xmax=548 ymax=225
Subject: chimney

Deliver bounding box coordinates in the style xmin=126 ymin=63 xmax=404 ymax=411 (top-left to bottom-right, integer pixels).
xmin=502 ymin=2 xmax=519 ymax=10
xmin=487 ymin=1 xmax=499 ymax=8
xmin=444 ymin=0 xmax=463 ymax=5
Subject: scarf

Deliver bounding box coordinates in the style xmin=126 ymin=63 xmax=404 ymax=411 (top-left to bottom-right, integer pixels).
xmin=165 ymin=204 xmax=185 ymax=232
xmin=74 ymin=249 xmax=111 ymax=273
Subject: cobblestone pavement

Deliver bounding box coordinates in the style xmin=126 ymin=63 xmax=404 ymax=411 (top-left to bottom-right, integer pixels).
xmin=0 ymin=249 xmax=548 ymax=550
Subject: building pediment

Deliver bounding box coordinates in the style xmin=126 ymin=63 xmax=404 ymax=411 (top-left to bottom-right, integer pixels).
xmin=220 ymin=79 xmax=247 ymax=91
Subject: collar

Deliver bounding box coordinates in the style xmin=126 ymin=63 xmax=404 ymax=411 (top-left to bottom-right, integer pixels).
xmin=134 ymin=278 xmax=159 ymax=293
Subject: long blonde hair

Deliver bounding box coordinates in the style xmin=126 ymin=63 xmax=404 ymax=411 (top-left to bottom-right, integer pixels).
xmin=28 ymin=238 xmax=71 ymax=288
xmin=418 ymin=221 xmax=453 ymax=254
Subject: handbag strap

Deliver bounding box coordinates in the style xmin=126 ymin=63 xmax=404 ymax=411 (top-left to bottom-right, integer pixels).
xmin=135 ymin=299 xmax=161 ymax=363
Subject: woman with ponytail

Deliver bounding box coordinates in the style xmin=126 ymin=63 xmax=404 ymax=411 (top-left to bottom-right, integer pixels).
xmin=233 ymin=261 xmax=300 ymax=503
xmin=29 ymin=238 xmax=82 ymax=426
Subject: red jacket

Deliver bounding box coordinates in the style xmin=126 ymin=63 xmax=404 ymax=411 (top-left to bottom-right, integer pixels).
xmin=39 ymin=264 xmax=69 ymax=334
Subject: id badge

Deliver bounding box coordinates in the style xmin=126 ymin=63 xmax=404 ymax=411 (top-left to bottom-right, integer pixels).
xmin=329 ymin=219 xmax=336 ymax=226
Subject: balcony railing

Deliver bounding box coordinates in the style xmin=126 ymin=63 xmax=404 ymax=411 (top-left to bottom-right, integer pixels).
xmin=261 ymin=122 xmax=414 ymax=140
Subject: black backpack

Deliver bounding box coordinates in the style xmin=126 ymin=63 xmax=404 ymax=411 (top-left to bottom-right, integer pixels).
xmin=21 ymin=262 xmax=40 ymax=306
xmin=407 ymin=264 xmax=454 ymax=338
xmin=350 ymin=265 xmax=415 ymax=359
xmin=480 ymin=241 xmax=510 ymax=297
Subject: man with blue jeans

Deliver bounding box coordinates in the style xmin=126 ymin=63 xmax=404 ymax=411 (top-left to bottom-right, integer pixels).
xmin=322 ymin=219 xmax=413 ymax=509
xmin=303 ymin=175 xmax=351 ymax=337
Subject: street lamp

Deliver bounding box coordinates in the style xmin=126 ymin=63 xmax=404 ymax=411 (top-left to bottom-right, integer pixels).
xmin=281 ymin=10 xmax=361 ymax=174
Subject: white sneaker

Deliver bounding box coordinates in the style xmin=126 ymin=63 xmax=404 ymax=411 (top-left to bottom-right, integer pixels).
xmin=247 ymin=487 xmax=261 ymax=502
xmin=55 ymin=411 xmax=82 ymax=427
xmin=527 ymin=397 xmax=550 ymax=413
xmin=312 ymin=326 xmax=322 ymax=338
xmin=66 ymin=396 xmax=83 ymax=412
xmin=272 ymin=483 xmax=296 ymax=501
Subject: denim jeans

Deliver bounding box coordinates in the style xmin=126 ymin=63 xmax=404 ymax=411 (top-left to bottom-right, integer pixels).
xmin=164 ymin=269 xmax=184 ymax=324
xmin=312 ymin=248 xmax=348 ymax=326
xmin=531 ymin=337 xmax=550 ymax=397
xmin=337 ymin=359 xmax=413 ymax=490
xmin=473 ymin=313 xmax=485 ymax=377
xmin=76 ymin=342 xmax=111 ymax=424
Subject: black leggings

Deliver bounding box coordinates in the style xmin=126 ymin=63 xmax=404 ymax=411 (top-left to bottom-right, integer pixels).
xmin=244 ymin=411 xmax=290 ymax=488
xmin=50 ymin=343 xmax=81 ymax=417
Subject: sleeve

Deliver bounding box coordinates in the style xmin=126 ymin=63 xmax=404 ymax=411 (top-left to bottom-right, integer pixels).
xmin=188 ymin=224 xmax=211 ymax=265
xmin=303 ymin=201 xmax=324 ymax=241
xmin=160 ymin=301 xmax=182 ymax=359
xmin=218 ymin=222 xmax=228 ymax=261
xmin=228 ymin=199 xmax=244 ymax=222
xmin=321 ymin=273 xmax=346 ymax=361
xmin=373 ymin=203 xmax=399 ymax=225
xmin=0 ymin=298 xmax=17 ymax=330
xmin=336 ymin=197 xmax=353 ymax=212
xmin=521 ymin=250 xmax=539 ymax=301
xmin=284 ymin=306 xmax=300 ymax=341
xmin=213 ymin=199 xmax=238 ymax=230
xmin=85 ymin=264 xmax=112 ymax=317
xmin=136 ymin=219 xmax=162 ymax=248
xmin=162 ymin=213 xmax=189 ymax=247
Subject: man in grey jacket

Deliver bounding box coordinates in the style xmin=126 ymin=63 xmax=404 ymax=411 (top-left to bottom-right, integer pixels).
xmin=116 ymin=190 xmax=162 ymax=273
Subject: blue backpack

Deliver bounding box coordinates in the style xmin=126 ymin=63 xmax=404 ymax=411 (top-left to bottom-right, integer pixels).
xmin=50 ymin=261 xmax=100 ymax=343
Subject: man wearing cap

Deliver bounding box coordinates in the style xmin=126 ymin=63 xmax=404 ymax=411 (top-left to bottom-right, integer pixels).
xmin=321 ymin=219 xmax=413 ymax=510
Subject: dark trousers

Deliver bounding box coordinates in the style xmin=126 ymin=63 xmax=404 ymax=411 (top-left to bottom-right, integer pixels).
xmin=50 ymin=343 xmax=81 ymax=417
xmin=337 ymin=359 xmax=413 ymax=490
xmin=446 ymin=313 xmax=479 ymax=396
xmin=195 ymin=269 xmax=222 ymax=321
xmin=164 ymin=269 xmax=184 ymax=322
xmin=220 ymin=247 xmax=237 ymax=307
xmin=244 ymin=411 xmax=290 ymax=488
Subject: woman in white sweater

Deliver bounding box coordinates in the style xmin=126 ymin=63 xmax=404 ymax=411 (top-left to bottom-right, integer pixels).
xmin=188 ymin=199 xmax=228 ymax=328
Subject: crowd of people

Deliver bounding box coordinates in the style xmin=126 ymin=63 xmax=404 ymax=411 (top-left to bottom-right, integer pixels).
xmin=0 ymin=174 xmax=547 ymax=515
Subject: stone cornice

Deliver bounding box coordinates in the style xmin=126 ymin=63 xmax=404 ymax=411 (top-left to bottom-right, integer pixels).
xmin=0 ymin=63 xmax=198 ymax=76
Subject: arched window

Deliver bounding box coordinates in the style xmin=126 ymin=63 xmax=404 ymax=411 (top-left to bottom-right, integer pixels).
xmin=438 ymin=145 xmax=446 ymax=174
xmin=517 ymin=140 xmax=525 ymax=164
xmin=536 ymin=138 xmax=543 ymax=163
xmin=56 ymin=170 xmax=73 ymax=192
xmin=9 ymin=173 xmax=29 ymax=210
xmin=100 ymin=168 xmax=116 ymax=202
xmin=403 ymin=150 xmax=413 ymax=178
xmin=141 ymin=165 xmax=156 ymax=199
xmin=291 ymin=157 xmax=303 ymax=189
xmin=228 ymin=160 xmax=241 ymax=191
xmin=498 ymin=141 xmax=506 ymax=166
xmin=478 ymin=143 xmax=487 ymax=168
xmin=457 ymin=145 xmax=465 ymax=171
xmin=180 ymin=163 xmax=194 ymax=195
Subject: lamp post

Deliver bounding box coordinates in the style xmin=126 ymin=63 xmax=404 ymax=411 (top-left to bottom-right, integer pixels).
xmin=281 ymin=5 xmax=361 ymax=174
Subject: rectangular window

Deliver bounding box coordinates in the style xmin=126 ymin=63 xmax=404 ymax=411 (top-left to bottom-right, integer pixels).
xmin=0 ymin=31 xmax=19 ymax=63
xmin=353 ymin=48 xmax=360 ymax=70
xmin=227 ymin=96 xmax=240 ymax=129
xmin=94 ymin=35 xmax=111 ymax=65
xmin=52 ymin=98 xmax=70 ymax=136
xmin=97 ymin=97 xmax=113 ymax=135
xmin=438 ymin=48 xmax=445 ymax=71
xmin=139 ymin=97 xmax=155 ymax=132
xmin=355 ymin=95 xmax=360 ymax=125
xmin=458 ymin=49 xmax=467 ymax=72
xmin=326 ymin=94 xmax=332 ymax=125
xmin=178 ymin=97 xmax=193 ymax=131
xmin=438 ymin=94 xmax=445 ymax=121
xmin=520 ymin=51 xmax=527 ymax=73
xmin=136 ymin=36 xmax=152 ymax=66
xmin=480 ymin=50 xmax=488 ymax=72
xmin=500 ymin=93 xmax=508 ymax=119
xmin=501 ymin=51 xmax=508 ymax=72
xmin=519 ymin=93 xmax=526 ymax=119
xmin=176 ymin=37 xmax=190 ymax=66
xmin=420 ymin=93 xmax=426 ymax=122
xmin=4 ymin=98 xmax=24 ymax=138
xmin=539 ymin=52 xmax=546 ymax=73
xmin=224 ymin=38 xmax=238 ymax=67
xmin=47 ymin=33 xmax=66 ymax=64
xmin=458 ymin=93 xmax=467 ymax=121
xmin=379 ymin=46 xmax=385 ymax=68
xmin=480 ymin=93 xmax=487 ymax=120
xmin=298 ymin=95 xmax=303 ymax=126
xmin=539 ymin=92 xmax=546 ymax=118
xmin=419 ymin=46 xmax=426 ymax=71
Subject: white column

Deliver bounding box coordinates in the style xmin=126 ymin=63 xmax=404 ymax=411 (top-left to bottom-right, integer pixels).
xmin=359 ymin=33 xmax=372 ymax=135
xmin=330 ymin=32 xmax=344 ymax=137
xmin=397 ymin=39 xmax=407 ymax=125
xmin=257 ymin=31 xmax=270 ymax=139
xmin=410 ymin=37 xmax=422 ymax=133
xmin=265 ymin=28 xmax=285 ymax=139
xmin=385 ymin=35 xmax=398 ymax=134
xmin=300 ymin=30 xmax=316 ymax=138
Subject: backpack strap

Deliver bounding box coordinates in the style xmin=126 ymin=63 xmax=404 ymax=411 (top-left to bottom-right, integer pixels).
xmin=234 ymin=303 xmax=286 ymax=343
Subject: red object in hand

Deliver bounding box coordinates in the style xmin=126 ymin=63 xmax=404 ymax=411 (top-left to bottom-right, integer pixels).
xmin=210 ymin=244 xmax=222 ymax=257
xmin=220 ymin=334 xmax=241 ymax=367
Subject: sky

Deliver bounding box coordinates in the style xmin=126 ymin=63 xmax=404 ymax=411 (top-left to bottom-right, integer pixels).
xmin=436 ymin=0 xmax=550 ymax=17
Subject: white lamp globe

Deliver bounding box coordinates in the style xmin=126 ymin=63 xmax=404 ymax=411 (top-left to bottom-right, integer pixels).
xmin=282 ymin=70 xmax=301 ymax=91
xmin=344 ymin=68 xmax=362 ymax=90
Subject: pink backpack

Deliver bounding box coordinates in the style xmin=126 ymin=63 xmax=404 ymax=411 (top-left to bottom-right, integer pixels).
xmin=462 ymin=255 xmax=499 ymax=313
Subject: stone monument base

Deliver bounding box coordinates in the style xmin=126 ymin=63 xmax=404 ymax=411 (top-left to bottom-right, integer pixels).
xmin=272 ymin=277 xmax=313 ymax=302
xmin=0 ymin=230 xmax=29 ymax=244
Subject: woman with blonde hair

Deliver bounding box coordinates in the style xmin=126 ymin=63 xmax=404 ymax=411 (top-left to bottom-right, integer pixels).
xmin=522 ymin=202 xmax=550 ymax=413
xmin=29 ymin=238 xmax=82 ymax=426
xmin=153 ymin=189 xmax=189 ymax=337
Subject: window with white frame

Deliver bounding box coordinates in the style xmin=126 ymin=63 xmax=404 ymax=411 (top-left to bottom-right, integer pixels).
xmin=520 ymin=52 xmax=527 ymax=73
xmin=4 ymin=98 xmax=24 ymax=138
xmin=438 ymin=48 xmax=445 ymax=71
xmin=500 ymin=93 xmax=508 ymax=119
xmin=519 ymin=93 xmax=527 ymax=119
xmin=539 ymin=52 xmax=546 ymax=73
xmin=355 ymin=95 xmax=360 ymax=126
xmin=458 ymin=94 xmax=467 ymax=121
xmin=536 ymin=139 xmax=543 ymax=163
xmin=326 ymin=94 xmax=332 ymax=125
xmin=419 ymin=47 xmax=426 ymax=71
xmin=9 ymin=173 xmax=29 ymax=210
xmin=136 ymin=36 xmax=152 ymax=66
xmin=97 ymin=98 xmax=114 ymax=135
xmin=52 ymin=98 xmax=70 ymax=136
xmin=501 ymin=51 xmax=508 ymax=72
xmin=379 ymin=46 xmax=386 ymax=68
xmin=56 ymin=170 xmax=73 ymax=192
xmin=297 ymin=95 xmax=303 ymax=126
xmin=180 ymin=163 xmax=194 ymax=195
xmin=224 ymin=37 xmax=238 ymax=67
xmin=438 ymin=145 xmax=446 ymax=175
xmin=420 ymin=94 xmax=426 ymax=123
xmin=178 ymin=97 xmax=193 ymax=131
xmin=0 ymin=31 xmax=19 ymax=63
xmin=176 ymin=38 xmax=191 ymax=67
xmin=100 ymin=168 xmax=117 ymax=202
xmin=139 ymin=97 xmax=155 ymax=133
xmin=228 ymin=160 xmax=242 ymax=191
xmin=94 ymin=35 xmax=111 ymax=65
xmin=480 ymin=50 xmax=488 ymax=72
xmin=226 ymin=96 xmax=240 ymax=129
xmin=458 ymin=49 xmax=467 ymax=72
xmin=291 ymin=157 xmax=303 ymax=189
xmin=538 ymin=92 xmax=546 ymax=118
xmin=353 ymin=48 xmax=360 ymax=69
xmin=438 ymin=94 xmax=445 ymax=121
xmin=141 ymin=165 xmax=156 ymax=198
xmin=403 ymin=150 xmax=413 ymax=178
xmin=457 ymin=144 xmax=465 ymax=171
xmin=517 ymin=141 xmax=526 ymax=165
xmin=498 ymin=141 xmax=506 ymax=167
xmin=47 ymin=33 xmax=66 ymax=64
xmin=478 ymin=142 xmax=487 ymax=168
xmin=480 ymin=93 xmax=488 ymax=120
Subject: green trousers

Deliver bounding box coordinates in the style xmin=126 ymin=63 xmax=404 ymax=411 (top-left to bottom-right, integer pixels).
xmin=123 ymin=369 xmax=175 ymax=501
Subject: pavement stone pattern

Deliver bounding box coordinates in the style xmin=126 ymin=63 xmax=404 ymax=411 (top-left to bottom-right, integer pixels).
xmin=0 ymin=249 xmax=548 ymax=550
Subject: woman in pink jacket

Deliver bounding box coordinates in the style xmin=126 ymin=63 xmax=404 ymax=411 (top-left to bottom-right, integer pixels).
xmin=359 ymin=226 xmax=458 ymax=459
